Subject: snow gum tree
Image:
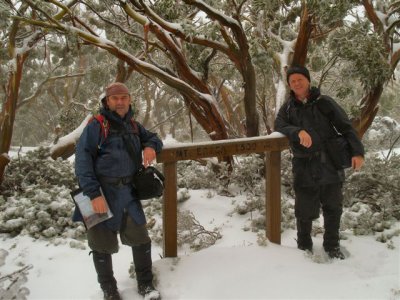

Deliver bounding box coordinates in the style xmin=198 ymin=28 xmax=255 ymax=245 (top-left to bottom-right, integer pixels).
xmin=17 ymin=0 xmax=259 ymax=145
xmin=0 ymin=0 xmax=398 ymax=173
xmin=253 ymin=0 xmax=399 ymax=136
xmin=243 ymin=0 xmax=359 ymax=131
xmin=0 ymin=1 xmax=81 ymax=183
xmin=345 ymin=0 xmax=400 ymax=137
xmin=0 ymin=2 xmax=33 ymax=183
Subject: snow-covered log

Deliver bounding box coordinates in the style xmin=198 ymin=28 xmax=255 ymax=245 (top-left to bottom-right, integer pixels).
xmin=50 ymin=114 xmax=92 ymax=160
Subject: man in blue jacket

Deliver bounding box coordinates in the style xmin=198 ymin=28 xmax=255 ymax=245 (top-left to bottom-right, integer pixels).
xmin=75 ymin=82 xmax=163 ymax=300
xmin=275 ymin=66 xmax=364 ymax=259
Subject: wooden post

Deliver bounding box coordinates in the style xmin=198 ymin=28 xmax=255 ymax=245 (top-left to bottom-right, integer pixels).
xmin=265 ymin=150 xmax=281 ymax=244
xmin=157 ymin=136 xmax=289 ymax=256
xmin=163 ymin=161 xmax=178 ymax=257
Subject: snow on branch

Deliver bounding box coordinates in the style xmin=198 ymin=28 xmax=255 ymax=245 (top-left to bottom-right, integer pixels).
xmin=124 ymin=1 xmax=230 ymax=54
xmin=14 ymin=31 xmax=44 ymax=56
xmin=183 ymin=0 xmax=240 ymax=28
xmin=138 ymin=0 xmax=184 ymax=32
xmin=19 ymin=12 xmax=214 ymax=106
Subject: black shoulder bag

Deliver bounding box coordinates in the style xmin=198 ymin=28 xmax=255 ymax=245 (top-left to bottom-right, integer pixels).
xmin=314 ymin=99 xmax=352 ymax=170
xmin=324 ymin=131 xmax=352 ymax=170
xmin=121 ymin=130 xmax=165 ymax=200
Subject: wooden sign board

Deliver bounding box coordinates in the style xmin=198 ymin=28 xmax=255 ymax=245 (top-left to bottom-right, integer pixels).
xmin=157 ymin=136 xmax=289 ymax=163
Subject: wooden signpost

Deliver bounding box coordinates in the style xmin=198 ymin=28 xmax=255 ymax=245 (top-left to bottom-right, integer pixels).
xmin=157 ymin=135 xmax=289 ymax=257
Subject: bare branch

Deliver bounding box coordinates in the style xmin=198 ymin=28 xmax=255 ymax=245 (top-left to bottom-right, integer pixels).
xmin=71 ymin=15 xmax=99 ymax=37
xmin=17 ymin=73 xmax=86 ymax=109
xmin=183 ymin=0 xmax=240 ymax=28
xmin=0 ymin=265 xmax=32 ymax=282
xmin=127 ymin=0 xmax=231 ymax=55
xmin=202 ymin=49 xmax=217 ymax=81
xmin=362 ymin=0 xmax=384 ymax=33
xmin=386 ymin=19 xmax=400 ymax=35
xmin=82 ymin=1 xmax=144 ymax=40
xmin=24 ymin=0 xmax=64 ymax=29
xmin=149 ymin=105 xmax=186 ymax=131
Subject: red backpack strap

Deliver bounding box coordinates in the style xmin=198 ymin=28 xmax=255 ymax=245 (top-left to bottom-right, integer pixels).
xmin=88 ymin=114 xmax=110 ymax=141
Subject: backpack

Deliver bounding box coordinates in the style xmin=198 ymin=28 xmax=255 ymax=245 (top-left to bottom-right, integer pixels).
xmin=88 ymin=114 xmax=165 ymax=199
xmin=88 ymin=114 xmax=139 ymax=147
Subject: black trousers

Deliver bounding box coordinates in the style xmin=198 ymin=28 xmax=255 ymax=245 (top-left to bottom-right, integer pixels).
xmin=294 ymin=182 xmax=343 ymax=250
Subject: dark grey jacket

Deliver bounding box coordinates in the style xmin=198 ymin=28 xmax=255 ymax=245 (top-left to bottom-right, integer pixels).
xmin=274 ymin=87 xmax=364 ymax=187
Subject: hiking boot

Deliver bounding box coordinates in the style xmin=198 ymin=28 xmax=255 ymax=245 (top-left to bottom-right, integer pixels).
xmin=296 ymin=219 xmax=313 ymax=253
xmin=297 ymin=242 xmax=313 ymax=253
xmin=138 ymin=282 xmax=161 ymax=300
xmin=92 ymin=252 xmax=120 ymax=299
xmin=132 ymin=243 xmax=154 ymax=283
xmin=133 ymin=243 xmax=159 ymax=299
xmin=326 ymin=247 xmax=345 ymax=260
xmin=103 ymin=287 xmax=122 ymax=300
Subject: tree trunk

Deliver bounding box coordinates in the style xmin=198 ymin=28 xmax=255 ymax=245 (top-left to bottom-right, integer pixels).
xmin=212 ymin=77 xmax=245 ymax=137
xmin=291 ymin=6 xmax=314 ymax=66
xmin=351 ymin=84 xmax=383 ymax=138
xmin=142 ymin=78 xmax=152 ymax=127
xmin=148 ymin=23 xmax=230 ymax=142
xmin=242 ymin=59 xmax=259 ymax=137
xmin=354 ymin=0 xmax=400 ymax=138
xmin=0 ymin=53 xmax=28 ymax=184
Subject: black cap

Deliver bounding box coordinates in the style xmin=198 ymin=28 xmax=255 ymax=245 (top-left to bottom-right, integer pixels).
xmin=286 ymin=65 xmax=311 ymax=83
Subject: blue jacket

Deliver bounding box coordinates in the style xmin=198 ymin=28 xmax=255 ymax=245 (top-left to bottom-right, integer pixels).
xmin=74 ymin=106 xmax=163 ymax=230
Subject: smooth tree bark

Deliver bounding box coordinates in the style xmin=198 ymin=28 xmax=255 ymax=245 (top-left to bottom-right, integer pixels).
xmin=0 ymin=0 xmax=78 ymax=183
xmin=23 ymin=0 xmax=259 ymax=145
xmin=0 ymin=3 xmax=39 ymax=183
xmin=17 ymin=0 xmax=262 ymax=166
xmin=291 ymin=5 xmax=314 ymax=67
xmin=6 ymin=0 xmax=398 ymax=171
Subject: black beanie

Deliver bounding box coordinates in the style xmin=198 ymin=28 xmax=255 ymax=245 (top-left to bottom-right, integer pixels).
xmin=286 ymin=65 xmax=311 ymax=83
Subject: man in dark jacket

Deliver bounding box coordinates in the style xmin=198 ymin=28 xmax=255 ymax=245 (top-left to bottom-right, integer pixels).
xmin=274 ymin=66 xmax=364 ymax=259
xmin=75 ymin=82 xmax=163 ymax=299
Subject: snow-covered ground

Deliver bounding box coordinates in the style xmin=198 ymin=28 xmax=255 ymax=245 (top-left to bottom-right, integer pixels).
xmin=2 ymin=129 xmax=400 ymax=300
xmin=1 ymin=189 xmax=399 ymax=300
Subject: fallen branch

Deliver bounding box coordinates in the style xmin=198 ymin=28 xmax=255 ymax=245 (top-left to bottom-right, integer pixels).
xmin=0 ymin=265 xmax=33 ymax=282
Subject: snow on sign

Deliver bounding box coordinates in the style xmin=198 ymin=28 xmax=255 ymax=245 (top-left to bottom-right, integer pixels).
xmin=158 ymin=135 xmax=289 ymax=162
xmin=157 ymin=135 xmax=290 ymax=257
